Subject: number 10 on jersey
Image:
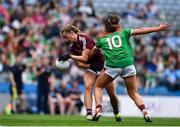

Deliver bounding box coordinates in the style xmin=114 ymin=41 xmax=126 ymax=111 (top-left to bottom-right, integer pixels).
xmin=106 ymin=35 xmax=122 ymax=49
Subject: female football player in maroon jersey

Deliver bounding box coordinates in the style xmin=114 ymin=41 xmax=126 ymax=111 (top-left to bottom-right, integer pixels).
xmin=58 ymin=25 xmax=122 ymax=121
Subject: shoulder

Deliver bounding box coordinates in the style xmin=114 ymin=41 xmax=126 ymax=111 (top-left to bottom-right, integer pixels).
xmin=122 ymin=28 xmax=133 ymax=34
xmin=78 ymin=34 xmax=95 ymax=44
xmin=98 ymin=32 xmax=109 ymax=39
xmin=98 ymin=34 xmax=105 ymax=39
xmin=81 ymin=34 xmax=94 ymax=42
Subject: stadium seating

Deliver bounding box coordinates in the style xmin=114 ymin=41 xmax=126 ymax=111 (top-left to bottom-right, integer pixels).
xmin=92 ymin=0 xmax=180 ymax=28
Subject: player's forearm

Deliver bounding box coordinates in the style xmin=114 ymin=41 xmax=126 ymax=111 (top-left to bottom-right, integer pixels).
xmin=132 ymin=27 xmax=162 ymax=35
xmin=70 ymin=55 xmax=88 ymax=63
xmin=132 ymin=23 xmax=170 ymax=35
xmin=76 ymin=61 xmax=90 ymax=69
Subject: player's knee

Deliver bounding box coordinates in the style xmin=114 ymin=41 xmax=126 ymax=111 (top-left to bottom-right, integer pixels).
xmin=85 ymin=83 xmax=93 ymax=92
xmin=94 ymin=82 xmax=103 ymax=89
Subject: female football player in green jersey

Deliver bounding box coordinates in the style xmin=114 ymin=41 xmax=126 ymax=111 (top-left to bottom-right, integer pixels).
xmin=92 ymin=14 xmax=170 ymax=122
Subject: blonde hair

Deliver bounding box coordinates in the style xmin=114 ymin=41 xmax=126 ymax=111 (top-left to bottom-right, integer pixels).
xmin=61 ymin=25 xmax=81 ymax=34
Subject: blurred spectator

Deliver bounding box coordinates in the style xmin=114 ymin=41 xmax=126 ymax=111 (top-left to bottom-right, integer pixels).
xmin=0 ymin=1 xmax=10 ymax=26
xmin=134 ymin=3 xmax=147 ymax=20
xmin=31 ymin=4 xmax=47 ymax=27
xmin=69 ymin=80 xmax=83 ymax=113
xmin=48 ymin=73 xmax=58 ymax=115
xmin=163 ymin=65 xmax=180 ymax=91
xmin=56 ymin=80 xmax=75 ymax=115
xmin=124 ymin=3 xmax=136 ymax=17
xmin=8 ymin=52 xmax=27 ymax=113
xmin=166 ymin=30 xmax=180 ymax=51
xmin=77 ymin=0 xmax=96 ymax=18
xmin=22 ymin=62 xmax=36 ymax=84
xmin=0 ymin=52 xmax=10 ymax=82
xmin=144 ymin=65 xmax=156 ymax=90
xmin=36 ymin=55 xmax=52 ymax=114
xmin=145 ymin=0 xmax=158 ymax=19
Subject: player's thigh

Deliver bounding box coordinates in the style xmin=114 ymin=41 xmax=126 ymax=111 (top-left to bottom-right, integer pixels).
xmin=83 ymin=71 xmax=97 ymax=88
xmin=95 ymin=71 xmax=114 ymax=88
xmin=123 ymin=75 xmax=138 ymax=92
xmin=105 ymin=81 xmax=116 ymax=97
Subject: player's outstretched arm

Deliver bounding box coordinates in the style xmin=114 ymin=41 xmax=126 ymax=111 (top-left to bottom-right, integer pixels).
xmin=131 ymin=23 xmax=170 ymax=35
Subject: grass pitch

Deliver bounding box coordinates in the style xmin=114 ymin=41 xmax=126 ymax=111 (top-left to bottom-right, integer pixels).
xmin=0 ymin=115 xmax=180 ymax=126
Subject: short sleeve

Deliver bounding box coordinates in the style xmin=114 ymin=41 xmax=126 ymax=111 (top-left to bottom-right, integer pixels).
xmin=86 ymin=38 xmax=95 ymax=49
xmin=123 ymin=28 xmax=133 ymax=39
xmin=95 ymin=38 xmax=102 ymax=48
xmin=79 ymin=35 xmax=95 ymax=50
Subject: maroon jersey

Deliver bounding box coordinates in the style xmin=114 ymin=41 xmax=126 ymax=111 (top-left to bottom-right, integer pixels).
xmin=69 ymin=34 xmax=104 ymax=72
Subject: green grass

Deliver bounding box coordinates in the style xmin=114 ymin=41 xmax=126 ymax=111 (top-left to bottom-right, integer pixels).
xmin=0 ymin=115 xmax=180 ymax=126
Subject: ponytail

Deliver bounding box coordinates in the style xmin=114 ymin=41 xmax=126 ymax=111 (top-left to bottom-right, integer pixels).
xmin=103 ymin=14 xmax=120 ymax=32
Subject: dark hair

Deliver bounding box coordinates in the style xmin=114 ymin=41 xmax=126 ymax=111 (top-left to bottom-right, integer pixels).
xmin=61 ymin=25 xmax=81 ymax=34
xmin=103 ymin=14 xmax=120 ymax=32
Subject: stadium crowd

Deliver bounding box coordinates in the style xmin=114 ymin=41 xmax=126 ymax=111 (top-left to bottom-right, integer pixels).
xmin=0 ymin=0 xmax=179 ymax=114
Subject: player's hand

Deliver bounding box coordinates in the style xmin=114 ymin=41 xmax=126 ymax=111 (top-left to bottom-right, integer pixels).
xmin=159 ymin=23 xmax=170 ymax=31
xmin=58 ymin=54 xmax=70 ymax=61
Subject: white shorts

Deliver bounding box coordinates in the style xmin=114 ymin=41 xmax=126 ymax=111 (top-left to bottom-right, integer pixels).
xmin=86 ymin=69 xmax=101 ymax=75
xmin=105 ymin=65 xmax=136 ymax=79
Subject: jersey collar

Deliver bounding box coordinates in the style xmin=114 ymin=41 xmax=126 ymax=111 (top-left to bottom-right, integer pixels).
xmin=100 ymin=27 xmax=121 ymax=38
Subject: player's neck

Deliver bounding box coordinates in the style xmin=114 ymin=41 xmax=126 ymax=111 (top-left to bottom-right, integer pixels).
xmin=102 ymin=27 xmax=121 ymax=37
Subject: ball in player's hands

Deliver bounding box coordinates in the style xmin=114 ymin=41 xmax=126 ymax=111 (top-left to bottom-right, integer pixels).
xmin=55 ymin=59 xmax=70 ymax=70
